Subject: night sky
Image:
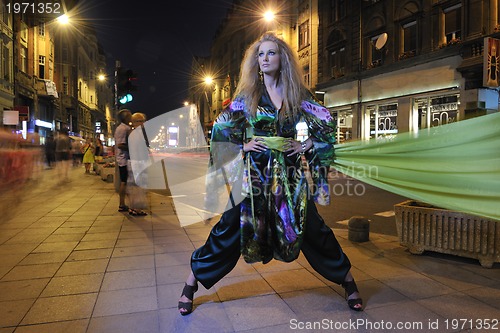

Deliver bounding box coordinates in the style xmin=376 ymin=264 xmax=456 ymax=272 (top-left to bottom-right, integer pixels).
xmin=79 ymin=0 xmax=233 ymax=118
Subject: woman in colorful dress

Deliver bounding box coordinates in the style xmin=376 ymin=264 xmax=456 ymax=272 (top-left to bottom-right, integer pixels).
xmin=178 ymin=32 xmax=363 ymax=315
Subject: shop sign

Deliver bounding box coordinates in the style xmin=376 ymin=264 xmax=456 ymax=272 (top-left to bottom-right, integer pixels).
xmin=377 ymin=104 xmax=398 ymax=133
xmin=430 ymin=103 xmax=458 ymax=112
xmin=3 ymin=110 xmax=19 ymax=125
xmin=430 ymin=102 xmax=458 ymax=126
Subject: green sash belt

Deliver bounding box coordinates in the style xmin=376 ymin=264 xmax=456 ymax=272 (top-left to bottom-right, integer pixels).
xmin=254 ymin=136 xmax=289 ymax=152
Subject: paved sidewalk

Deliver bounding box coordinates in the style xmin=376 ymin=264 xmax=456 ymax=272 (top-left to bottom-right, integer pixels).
xmin=0 ymin=166 xmax=499 ymax=333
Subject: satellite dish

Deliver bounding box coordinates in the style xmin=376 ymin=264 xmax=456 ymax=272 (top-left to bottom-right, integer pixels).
xmin=375 ymin=33 xmax=388 ymax=50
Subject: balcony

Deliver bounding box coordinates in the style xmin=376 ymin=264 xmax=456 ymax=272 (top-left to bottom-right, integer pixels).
xmin=439 ymin=38 xmax=461 ymax=49
xmin=398 ymin=50 xmax=416 ymax=60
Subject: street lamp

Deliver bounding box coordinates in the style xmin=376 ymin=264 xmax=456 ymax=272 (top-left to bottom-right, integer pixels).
xmin=56 ymin=14 xmax=69 ymax=25
xmin=263 ymin=10 xmax=276 ymax=22
xmin=204 ymin=76 xmax=213 ymax=85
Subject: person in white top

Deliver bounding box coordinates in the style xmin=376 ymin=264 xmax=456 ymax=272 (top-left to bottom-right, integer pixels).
xmin=114 ymin=109 xmax=132 ymax=212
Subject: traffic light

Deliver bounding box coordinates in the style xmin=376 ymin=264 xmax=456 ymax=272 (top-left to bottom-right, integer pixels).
xmin=116 ymin=67 xmax=138 ymax=106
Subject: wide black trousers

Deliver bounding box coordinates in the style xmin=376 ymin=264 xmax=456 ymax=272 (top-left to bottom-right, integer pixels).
xmin=191 ymin=200 xmax=351 ymax=289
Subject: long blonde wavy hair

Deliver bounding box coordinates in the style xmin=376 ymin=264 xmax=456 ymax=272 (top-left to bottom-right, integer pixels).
xmin=233 ymin=32 xmax=308 ymax=123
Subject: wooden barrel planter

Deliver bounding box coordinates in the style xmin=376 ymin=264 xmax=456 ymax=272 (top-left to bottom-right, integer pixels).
xmin=394 ymin=200 xmax=500 ymax=268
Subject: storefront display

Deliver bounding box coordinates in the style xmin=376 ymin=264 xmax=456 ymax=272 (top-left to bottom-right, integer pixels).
xmin=414 ymin=94 xmax=459 ymax=129
xmin=332 ymin=109 xmax=353 ymax=143
xmin=368 ymin=103 xmax=398 ymax=138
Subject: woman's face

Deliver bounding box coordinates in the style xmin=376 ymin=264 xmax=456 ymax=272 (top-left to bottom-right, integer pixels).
xmin=258 ymin=41 xmax=280 ymax=76
xmin=132 ymin=117 xmax=145 ymax=128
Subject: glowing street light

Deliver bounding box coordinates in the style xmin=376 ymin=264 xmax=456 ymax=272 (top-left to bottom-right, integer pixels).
xmin=204 ymin=76 xmax=213 ymax=85
xmin=57 ymin=14 xmax=69 ymax=24
xmin=263 ymin=10 xmax=275 ymax=22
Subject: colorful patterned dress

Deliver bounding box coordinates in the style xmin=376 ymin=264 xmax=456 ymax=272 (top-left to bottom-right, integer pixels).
xmin=209 ymin=88 xmax=336 ymax=264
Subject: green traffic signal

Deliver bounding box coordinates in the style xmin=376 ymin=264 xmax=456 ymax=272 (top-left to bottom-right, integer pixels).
xmin=116 ymin=67 xmax=138 ymax=105
xmin=119 ymin=93 xmax=133 ymax=104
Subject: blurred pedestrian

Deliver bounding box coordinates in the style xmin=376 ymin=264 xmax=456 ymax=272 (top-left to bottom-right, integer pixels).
xmin=127 ymin=112 xmax=148 ymax=216
xmin=55 ymin=129 xmax=71 ymax=182
xmin=94 ymin=139 xmax=104 ymax=162
xmin=114 ymin=109 xmax=132 ymax=212
xmin=82 ymin=138 xmax=95 ymax=174
xmin=71 ymin=138 xmax=83 ymax=167
xmin=44 ymin=135 xmax=56 ymax=169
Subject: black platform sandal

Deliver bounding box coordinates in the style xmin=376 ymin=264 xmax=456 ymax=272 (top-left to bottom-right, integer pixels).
xmin=178 ymin=283 xmax=198 ymax=315
xmin=341 ymin=279 xmax=363 ymax=311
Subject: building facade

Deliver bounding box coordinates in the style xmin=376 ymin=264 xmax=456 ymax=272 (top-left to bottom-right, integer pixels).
xmin=0 ymin=0 xmax=114 ymax=145
xmin=0 ymin=1 xmax=14 ymax=122
xmin=197 ymin=0 xmax=499 ymax=144
xmin=318 ymin=0 xmax=499 ymax=144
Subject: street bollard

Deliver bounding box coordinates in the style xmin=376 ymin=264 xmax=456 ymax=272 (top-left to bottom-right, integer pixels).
xmin=348 ymin=216 xmax=370 ymax=242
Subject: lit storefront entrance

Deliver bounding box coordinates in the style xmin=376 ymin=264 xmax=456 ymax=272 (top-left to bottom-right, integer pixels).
xmin=413 ymin=93 xmax=459 ymax=130
xmin=366 ymin=102 xmax=398 ymax=139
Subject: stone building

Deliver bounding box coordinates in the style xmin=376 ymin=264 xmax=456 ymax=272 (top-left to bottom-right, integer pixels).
xmin=194 ymin=0 xmax=499 ymax=143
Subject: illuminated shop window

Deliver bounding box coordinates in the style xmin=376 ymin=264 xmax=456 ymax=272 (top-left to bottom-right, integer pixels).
xmin=414 ymin=94 xmax=459 ymax=130
xmin=335 ymin=109 xmax=353 ymax=143
xmin=368 ymin=103 xmax=398 ymax=138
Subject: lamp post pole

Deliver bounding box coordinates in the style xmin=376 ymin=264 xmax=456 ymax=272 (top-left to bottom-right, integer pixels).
xmin=114 ymin=60 xmax=121 ymax=112
xmin=357 ymin=0 xmax=363 ymax=140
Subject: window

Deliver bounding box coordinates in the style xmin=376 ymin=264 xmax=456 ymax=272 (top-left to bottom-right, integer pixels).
xmin=298 ymin=21 xmax=309 ymax=49
xmin=498 ymin=0 xmax=500 ymax=26
xmin=303 ymin=73 xmax=310 ymax=87
xmin=369 ymin=34 xmax=384 ymax=67
xmin=2 ymin=45 xmax=9 ymax=80
xmin=415 ymin=95 xmax=459 ymax=129
xmin=62 ymin=46 xmax=68 ymax=62
xmin=63 ymin=76 xmax=68 ymax=95
xmin=39 ymin=55 xmax=46 ymax=79
xmin=402 ymin=21 xmax=417 ymax=53
xmin=20 ymin=25 xmax=28 ymax=41
xmin=444 ymin=4 xmax=461 ymax=43
xmin=2 ymin=3 xmax=8 ymax=23
xmin=368 ymin=103 xmax=398 ymax=138
xmin=327 ymin=29 xmax=346 ymax=78
xmin=38 ymin=21 xmax=45 ymax=36
xmin=20 ymin=46 xmax=27 ymax=72
xmin=330 ymin=0 xmax=346 ymax=23
xmin=329 ymin=46 xmax=346 ymax=77
xmin=336 ymin=109 xmax=353 ymax=143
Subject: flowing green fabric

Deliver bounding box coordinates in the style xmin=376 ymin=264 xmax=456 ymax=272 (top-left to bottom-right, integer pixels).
xmin=333 ymin=112 xmax=500 ymax=221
